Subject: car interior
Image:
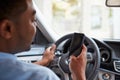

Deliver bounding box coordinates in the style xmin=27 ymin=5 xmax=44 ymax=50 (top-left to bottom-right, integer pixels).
xmin=15 ymin=0 xmax=120 ymax=80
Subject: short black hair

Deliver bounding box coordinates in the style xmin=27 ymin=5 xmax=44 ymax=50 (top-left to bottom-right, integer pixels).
xmin=0 ymin=0 xmax=27 ymax=22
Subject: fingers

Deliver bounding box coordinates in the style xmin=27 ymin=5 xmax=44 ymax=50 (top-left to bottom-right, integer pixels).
xmin=41 ymin=44 xmax=56 ymax=66
xmin=50 ymin=44 xmax=56 ymax=57
xmin=44 ymin=44 xmax=56 ymax=58
xmin=70 ymin=44 xmax=87 ymax=60
xmin=78 ymin=44 xmax=87 ymax=58
xmin=50 ymin=44 xmax=56 ymax=52
xmin=82 ymin=44 xmax=87 ymax=53
xmin=70 ymin=55 xmax=76 ymax=62
xmin=46 ymin=44 xmax=56 ymax=52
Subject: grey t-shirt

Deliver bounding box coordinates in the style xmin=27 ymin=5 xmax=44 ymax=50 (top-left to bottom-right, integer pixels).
xmin=0 ymin=52 xmax=60 ymax=80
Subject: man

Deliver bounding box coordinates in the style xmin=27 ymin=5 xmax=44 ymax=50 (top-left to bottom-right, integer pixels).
xmin=0 ymin=0 xmax=87 ymax=80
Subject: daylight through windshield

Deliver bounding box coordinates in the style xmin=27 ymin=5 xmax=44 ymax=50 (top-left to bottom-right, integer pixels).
xmin=34 ymin=0 xmax=120 ymax=40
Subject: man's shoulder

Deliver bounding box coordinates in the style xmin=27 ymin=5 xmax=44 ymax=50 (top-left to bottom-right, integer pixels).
xmin=0 ymin=59 xmax=60 ymax=80
xmin=22 ymin=62 xmax=60 ymax=80
xmin=17 ymin=61 xmax=60 ymax=80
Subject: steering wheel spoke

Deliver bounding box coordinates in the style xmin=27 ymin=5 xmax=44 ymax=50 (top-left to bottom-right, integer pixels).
xmin=87 ymin=52 xmax=93 ymax=62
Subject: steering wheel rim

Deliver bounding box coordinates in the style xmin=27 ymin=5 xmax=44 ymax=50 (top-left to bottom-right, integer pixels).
xmin=55 ymin=33 xmax=101 ymax=80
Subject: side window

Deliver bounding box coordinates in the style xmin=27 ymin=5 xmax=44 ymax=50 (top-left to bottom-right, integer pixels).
xmin=33 ymin=27 xmax=50 ymax=45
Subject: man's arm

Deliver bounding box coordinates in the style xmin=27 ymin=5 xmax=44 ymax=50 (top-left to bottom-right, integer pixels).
xmin=69 ymin=45 xmax=87 ymax=80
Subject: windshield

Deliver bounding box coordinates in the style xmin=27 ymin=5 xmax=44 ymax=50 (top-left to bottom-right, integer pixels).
xmin=34 ymin=0 xmax=120 ymax=40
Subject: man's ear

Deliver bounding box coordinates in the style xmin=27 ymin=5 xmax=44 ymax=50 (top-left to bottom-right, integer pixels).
xmin=0 ymin=20 xmax=14 ymax=39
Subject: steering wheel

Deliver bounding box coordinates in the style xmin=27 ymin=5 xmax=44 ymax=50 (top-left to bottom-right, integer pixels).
xmin=49 ymin=33 xmax=100 ymax=80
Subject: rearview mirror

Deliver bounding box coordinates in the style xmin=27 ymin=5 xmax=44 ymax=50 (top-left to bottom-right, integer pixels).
xmin=106 ymin=0 xmax=120 ymax=7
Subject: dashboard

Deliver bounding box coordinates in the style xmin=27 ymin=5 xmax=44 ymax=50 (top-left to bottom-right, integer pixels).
xmin=94 ymin=39 xmax=120 ymax=80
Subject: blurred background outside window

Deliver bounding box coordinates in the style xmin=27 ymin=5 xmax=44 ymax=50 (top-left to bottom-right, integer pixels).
xmin=34 ymin=0 xmax=120 ymax=40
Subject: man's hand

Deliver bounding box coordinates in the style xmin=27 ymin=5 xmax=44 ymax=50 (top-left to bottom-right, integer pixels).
xmin=34 ymin=44 xmax=56 ymax=66
xmin=69 ymin=45 xmax=87 ymax=80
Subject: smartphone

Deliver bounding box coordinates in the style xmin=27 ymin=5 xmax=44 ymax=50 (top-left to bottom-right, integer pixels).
xmin=69 ymin=33 xmax=85 ymax=57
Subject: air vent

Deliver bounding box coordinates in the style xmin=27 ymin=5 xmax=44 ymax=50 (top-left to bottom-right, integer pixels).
xmin=114 ymin=61 xmax=120 ymax=72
